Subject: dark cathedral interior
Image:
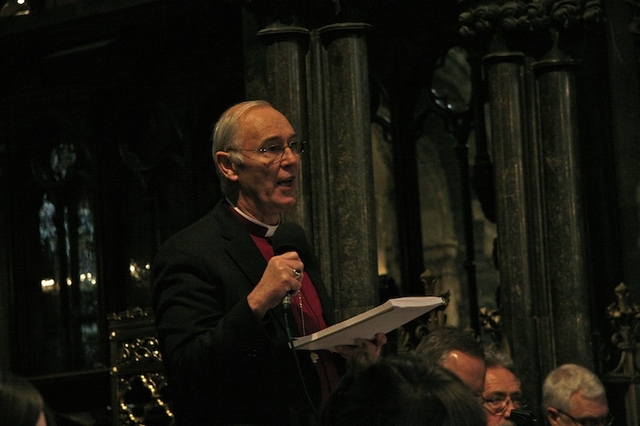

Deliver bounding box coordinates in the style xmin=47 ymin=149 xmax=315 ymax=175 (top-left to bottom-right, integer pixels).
xmin=0 ymin=0 xmax=639 ymax=424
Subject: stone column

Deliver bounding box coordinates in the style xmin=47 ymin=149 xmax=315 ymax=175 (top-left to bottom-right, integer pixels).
xmin=483 ymin=48 xmax=542 ymax=405
xmin=531 ymin=0 xmax=605 ymax=369
xmin=242 ymin=4 xmax=331 ymax=284
xmin=458 ymin=0 xmax=604 ymax=405
xmin=318 ymin=22 xmax=378 ymax=319
xmin=459 ymin=0 xmax=543 ymax=403
xmin=534 ymin=54 xmax=593 ymax=367
xmin=243 ymin=5 xmax=378 ymax=320
xmin=242 ymin=4 xmax=320 ymax=238
xmin=255 ymin=25 xmax=314 ymax=233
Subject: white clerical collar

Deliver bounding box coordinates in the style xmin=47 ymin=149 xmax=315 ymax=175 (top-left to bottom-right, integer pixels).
xmin=232 ymin=206 xmax=280 ymax=237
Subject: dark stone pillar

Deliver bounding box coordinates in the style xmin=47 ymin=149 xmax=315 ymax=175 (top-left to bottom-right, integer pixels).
xmin=318 ymin=22 xmax=378 ymax=319
xmin=534 ymin=56 xmax=593 ymax=368
xmin=482 ymin=49 xmax=541 ymax=408
xmin=243 ymin=5 xmax=378 ymax=320
xmin=255 ymin=25 xmax=314 ymax=233
xmin=459 ymin=0 xmax=544 ymax=406
xmin=242 ymin=4 xmax=319 ymax=238
xmin=529 ymin=0 xmax=605 ymax=371
xmin=460 ymin=0 xmax=604 ymax=408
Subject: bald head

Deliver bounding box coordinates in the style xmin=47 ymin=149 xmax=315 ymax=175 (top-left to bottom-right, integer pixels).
xmin=416 ymin=327 xmax=486 ymax=395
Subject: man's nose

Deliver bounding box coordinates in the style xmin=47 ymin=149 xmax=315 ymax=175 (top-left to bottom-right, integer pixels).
xmin=281 ymin=145 xmax=299 ymax=164
xmin=503 ymin=399 xmax=517 ymax=417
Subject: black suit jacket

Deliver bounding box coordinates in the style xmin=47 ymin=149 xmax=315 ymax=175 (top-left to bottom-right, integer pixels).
xmin=152 ymin=199 xmax=338 ymax=426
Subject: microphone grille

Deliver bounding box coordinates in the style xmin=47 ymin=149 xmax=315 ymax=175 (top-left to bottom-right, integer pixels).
xmin=272 ymin=222 xmax=307 ymax=256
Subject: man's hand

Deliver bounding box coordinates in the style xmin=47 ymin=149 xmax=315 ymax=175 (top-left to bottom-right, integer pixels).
xmin=334 ymin=332 xmax=388 ymax=366
xmin=247 ymin=251 xmax=303 ymax=319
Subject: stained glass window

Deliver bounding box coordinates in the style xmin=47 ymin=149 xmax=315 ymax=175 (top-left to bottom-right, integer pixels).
xmin=35 ymin=143 xmax=100 ymax=373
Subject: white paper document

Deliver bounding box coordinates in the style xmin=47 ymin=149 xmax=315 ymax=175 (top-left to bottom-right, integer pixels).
xmin=293 ymin=296 xmax=445 ymax=351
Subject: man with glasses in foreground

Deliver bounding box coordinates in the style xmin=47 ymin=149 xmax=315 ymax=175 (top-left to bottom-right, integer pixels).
xmin=153 ymin=100 xmax=386 ymax=425
xmin=542 ymin=363 xmax=613 ymax=426
xmin=482 ymin=346 xmax=531 ymax=426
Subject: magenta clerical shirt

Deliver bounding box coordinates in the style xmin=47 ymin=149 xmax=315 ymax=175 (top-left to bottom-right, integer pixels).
xmin=231 ymin=208 xmax=340 ymax=401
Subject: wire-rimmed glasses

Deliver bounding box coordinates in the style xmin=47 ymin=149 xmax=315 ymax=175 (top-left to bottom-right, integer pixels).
xmin=555 ymin=407 xmax=614 ymax=426
xmin=226 ymin=140 xmax=306 ymax=163
xmin=482 ymin=393 xmax=527 ymax=415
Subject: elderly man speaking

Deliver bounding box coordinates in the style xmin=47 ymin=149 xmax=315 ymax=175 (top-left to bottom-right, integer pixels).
xmin=153 ymin=100 xmax=385 ymax=426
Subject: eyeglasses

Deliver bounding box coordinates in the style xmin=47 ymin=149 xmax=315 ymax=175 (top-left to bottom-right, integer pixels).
xmin=227 ymin=140 xmax=306 ymax=163
xmin=481 ymin=393 xmax=526 ymax=415
xmin=555 ymin=407 xmax=614 ymax=426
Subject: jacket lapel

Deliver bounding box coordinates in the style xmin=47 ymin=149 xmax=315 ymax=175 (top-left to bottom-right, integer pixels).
xmin=212 ymin=201 xmax=263 ymax=280
xmin=212 ymin=201 xmax=292 ymax=337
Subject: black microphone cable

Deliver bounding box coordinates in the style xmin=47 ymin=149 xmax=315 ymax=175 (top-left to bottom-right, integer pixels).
xmin=282 ymin=292 xmax=293 ymax=340
xmin=282 ymin=293 xmax=321 ymax=423
xmin=272 ymin=222 xmax=321 ymax=421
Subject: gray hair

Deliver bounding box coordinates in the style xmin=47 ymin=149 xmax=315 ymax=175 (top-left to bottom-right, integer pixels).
xmin=211 ymin=100 xmax=273 ymax=199
xmin=541 ymin=363 xmax=607 ymax=412
xmin=484 ymin=345 xmax=516 ymax=373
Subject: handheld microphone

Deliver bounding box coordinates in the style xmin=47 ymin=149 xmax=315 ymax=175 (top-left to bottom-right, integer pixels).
xmin=272 ymin=222 xmax=307 ymax=338
xmin=271 ymin=222 xmax=307 ymax=257
xmin=272 ymin=222 xmax=307 ymax=307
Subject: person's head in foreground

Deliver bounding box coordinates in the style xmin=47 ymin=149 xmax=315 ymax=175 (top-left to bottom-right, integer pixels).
xmin=415 ymin=325 xmax=486 ymax=398
xmin=321 ymin=354 xmax=486 ymax=426
xmin=0 ymin=371 xmax=51 ymax=426
xmin=542 ymin=363 xmax=612 ymax=426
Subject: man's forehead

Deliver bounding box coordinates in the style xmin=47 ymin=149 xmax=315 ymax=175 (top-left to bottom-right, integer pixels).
xmin=240 ymin=109 xmax=295 ymax=140
xmin=569 ymin=392 xmax=609 ymax=417
xmin=484 ymin=366 xmax=520 ymax=386
xmin=261 ymin=134 xmax=298 ymax=144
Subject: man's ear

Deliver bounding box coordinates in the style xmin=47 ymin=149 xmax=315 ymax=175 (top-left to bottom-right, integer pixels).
xmin=215 ymin=151 xmax=239 ymax=182
xmin=546 ymin=407 xmax=560 ymax=425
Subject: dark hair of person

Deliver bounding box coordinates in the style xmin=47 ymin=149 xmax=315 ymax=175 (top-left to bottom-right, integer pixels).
xmin=0 ymin=371 xmax=47 ymax=426
xmin=414 ymin=326 xmax=485 ymax=364
xmin=484 ymin=344 xmax=516 ymax=372
xmin=320 ymin=354 xmax=486 ymax=426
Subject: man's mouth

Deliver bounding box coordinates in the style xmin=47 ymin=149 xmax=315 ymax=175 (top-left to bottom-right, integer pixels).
xmin=277 ymin=177 xmax=295 ymax=187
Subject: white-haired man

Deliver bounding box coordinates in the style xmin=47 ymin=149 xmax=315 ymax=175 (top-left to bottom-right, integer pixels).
xmin=542 ymin=363 xmax=612 ymax=426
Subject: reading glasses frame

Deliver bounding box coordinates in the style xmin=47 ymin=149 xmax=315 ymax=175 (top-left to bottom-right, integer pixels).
xmin=226 ymin=140 xmax=306 ymax=163
xmin=554 ymin=408 xmax=614 ymax=426
xmin=481 ymin=393 xmax=527 ymax=415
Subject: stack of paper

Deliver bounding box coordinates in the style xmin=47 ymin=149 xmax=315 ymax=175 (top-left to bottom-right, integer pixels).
xmin=293 ymin=296 xmax=445 ymax=351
